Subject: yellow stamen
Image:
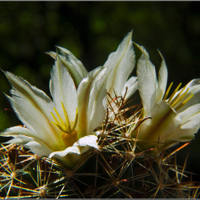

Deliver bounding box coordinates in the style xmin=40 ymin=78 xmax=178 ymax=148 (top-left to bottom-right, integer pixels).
xmin=51 ymin=102 xmax=78 ymax=134
xmin=53 ymin=107 xmax=66 ymax=129
xmin=168 ymin=82 xmax=182 ymax=103
xmin=170 ymin=88 xmax=189 ymax=108
xmin=51 ymin=111 xmax=69 ymax=132
xmin=164 ymin=82 xmax=194 ymax=111
xmin=51 ymin=111 xmax=60 ymax=125
xmin=175 ymin=93 xmax=194 ymax=111
xmin=61 ymin=102 xmax=71 ymax=132
xmin=163 ymin=82 xmax=173 ymax=100
xmin=170 ymin=85 xmax=189 ymax=104
xmin=51 ymin=120 xmax=65 ymax=132
xmin=51 ymin=102 xmax=79 ymax=147
xmin=71 ymin=108 xmax=78 ymax=131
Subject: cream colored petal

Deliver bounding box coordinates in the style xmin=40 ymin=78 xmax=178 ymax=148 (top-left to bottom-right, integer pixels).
xmin=1 ymin=126 xmax=54 ymax=156
xmin=121 ymin=76 xmax=138 ymax=100
xmin=177 ymin=104 xmax=200 ymax=136
xmin=87 ymin=68 xmax=110 ymax=135
xmin=181 ymin=113 xmax=200 ymax=133
xmin=165 ymin=123 xmax=196 ymax=143
xmin=178 ymin=103 xmax=200 ymax=122
xmin=4 ymin=72 xmax=64 ymax=148
xmin=49 ymin=135 xmax=98 ymax=167
xmin=24 ymin=141 xmax=53 ymax=157
xmin=57 ymin=46 xmax=88 ymax=78
xmin=175 ymin=79 xmax=200 ymax=112
xmin=2 ymin=126 xmax=37 ymax=138
xmin=136 ymin=44 xmax=157 ymax=115
xmin=49 ymin=56 xmax=77 ymax=123
xmin=5 ymin=135 xmax=34 ymax=144
xmin=47 ymin=46 xmax=88 ymax=87
xmin=77 ymin=67 xmax=110 ymax=138
xmin=139 ymin=102 xmax=179 ymax=140
xmin=5 ymin=71 xmax=53 ymax=118
xmin=157 ymin=52 xmax=168 ymax=101
xmin=75 ymin=135 xmax=98 ymax=149
xmin=104 ymin=31 xmax=136 ymax=97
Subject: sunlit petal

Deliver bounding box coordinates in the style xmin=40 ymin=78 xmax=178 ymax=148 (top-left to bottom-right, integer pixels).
xmin=49 ymin=56 xmax=77 ymax=122
xmin=122 ymin=76 xmax=138 ymax=100
xmin=2 ymin=126 xmax=55 ymax=155
xmin=77 ymin=67 xmax=110 ymax=138
xmin=173 ymin=79 xmax=200 ymax=112
xmin=157 ymin=52 xmax=168 ymax=101
xmin=136 ymin=44 xmax=157 ymax=115
xmin=47 ymin=46 xmax=88 ymax=87
xmin=105 ymin=31 xmax=136 ymax=97
xmin=49 ymin=135 xmax=98 ymax=167
xmin=4 ymin=72 xmax=64 ymax=149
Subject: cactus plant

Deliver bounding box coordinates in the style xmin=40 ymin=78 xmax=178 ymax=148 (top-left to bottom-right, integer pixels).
xmin=1 ymin=32 xmax=200 ymax=198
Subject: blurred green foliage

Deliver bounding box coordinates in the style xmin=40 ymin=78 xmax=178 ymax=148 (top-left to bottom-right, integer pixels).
xmin=0 ymin=2 xmax=200 ymax=178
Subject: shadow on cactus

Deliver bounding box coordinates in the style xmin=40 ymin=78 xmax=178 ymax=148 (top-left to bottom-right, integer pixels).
xmin=1 ymin=31 xmax=200 ymax=198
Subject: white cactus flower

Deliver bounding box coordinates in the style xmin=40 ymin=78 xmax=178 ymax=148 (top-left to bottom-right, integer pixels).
xmin=1 ymin=56 xmax=110 ymax=168
xmin=131 ymin=44 xmax=200 ymax=152
xmin=48 ymin=31 xmax=137 ymax=100
xmin=48 ymin=32 xmax=138 ymax=124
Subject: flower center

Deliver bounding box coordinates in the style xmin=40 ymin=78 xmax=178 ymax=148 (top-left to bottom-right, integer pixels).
xmin=51 ymin=102 xmax=78 ymax=147
xmin=163 ymin=82 xmax=193 ymax=111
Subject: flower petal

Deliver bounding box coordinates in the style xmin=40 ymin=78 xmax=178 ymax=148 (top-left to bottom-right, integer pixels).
xmin=4 ymin=71 xmax=64 ymax=149
xmin=49 ymin=135 xmax=98 ymax=168
xmin=136 ymin=44 xmax=157 ymax=115
xmin=178 ymin=104 xmax=200 ymax=134
xmin=157 ymin=52 xmax=168 ymax=101
xmin=47 ymin=46 xmax=88 ymax=87
xmin=104 ymin=31 xmax=136 ymax=97
xmin=75 ymin=134 xmax=99 ymax=149
xmin=2 ymin=126 xmax=37 ymax=139
xmin=5 ymin=71 xmax=53 ymax=118
xmin=122 ymin=76 xmax=138 ymax=100
xmin=1 ymin=126 xmax=54 ymax=156
xmin=77 ymin=67 xmax=110 ymax=138
xmin=175 ymin=79 xmax=200 ymax=112
xmin=49 ymin=56 xmax=77 ymax=123
xmin=24 ymin=141 xmax=53 ymax=157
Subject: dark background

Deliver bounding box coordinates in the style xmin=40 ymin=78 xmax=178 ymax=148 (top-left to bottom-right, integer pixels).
xmin=0 ymin=2 xmax=200 ymax=179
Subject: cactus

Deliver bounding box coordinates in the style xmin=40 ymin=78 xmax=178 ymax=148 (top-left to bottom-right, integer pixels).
xmin=1 ymin=32 xmax=200 ymax=198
